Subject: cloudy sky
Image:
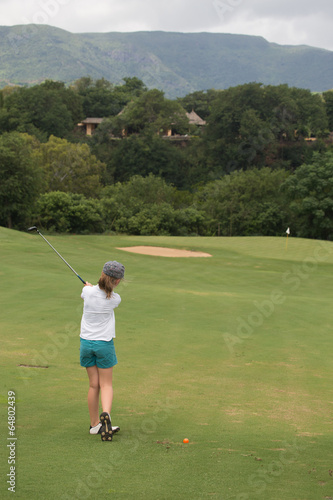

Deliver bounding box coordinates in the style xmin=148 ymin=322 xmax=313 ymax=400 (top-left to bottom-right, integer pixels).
xmin=2 ymin=0 xmax=333 ymax=51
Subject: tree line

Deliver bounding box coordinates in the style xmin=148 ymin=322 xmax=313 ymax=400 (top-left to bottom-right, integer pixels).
xmin=1 ymin=77 xmax=333 ymax=239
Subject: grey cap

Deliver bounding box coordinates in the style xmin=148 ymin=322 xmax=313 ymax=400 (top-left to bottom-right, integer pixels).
xmin=103 ymin=261 xmax=125 ymax=279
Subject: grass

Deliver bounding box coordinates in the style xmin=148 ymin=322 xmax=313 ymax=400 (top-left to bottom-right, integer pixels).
xmin=1 ymin=227 xmax=333 ymax=499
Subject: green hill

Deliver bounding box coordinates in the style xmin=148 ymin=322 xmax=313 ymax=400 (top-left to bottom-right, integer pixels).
xmin=1 ymin=24 xmax=333 ymax=97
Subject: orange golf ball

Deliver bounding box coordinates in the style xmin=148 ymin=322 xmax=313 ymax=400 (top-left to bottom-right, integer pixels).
xmin=183 ymin=438 xmax=189 ymax=444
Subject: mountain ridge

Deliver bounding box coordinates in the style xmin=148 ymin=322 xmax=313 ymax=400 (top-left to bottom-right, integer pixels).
xmin=1 ymin=25 xmax=333 ymax=98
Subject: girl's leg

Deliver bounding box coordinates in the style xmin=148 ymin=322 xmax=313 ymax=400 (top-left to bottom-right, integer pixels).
xmin=97 ymin=367 xmax=114 ymax=415
xmin=86 ymin=366 xmax=100 ymax=427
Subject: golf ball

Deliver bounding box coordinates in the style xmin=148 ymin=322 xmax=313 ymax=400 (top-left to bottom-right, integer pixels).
xmin=183 ymin=438 xmax=189 ymax=444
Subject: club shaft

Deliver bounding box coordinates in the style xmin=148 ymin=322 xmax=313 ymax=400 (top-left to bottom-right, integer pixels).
xmin=37 ymin=231 xmax=86 ymax=284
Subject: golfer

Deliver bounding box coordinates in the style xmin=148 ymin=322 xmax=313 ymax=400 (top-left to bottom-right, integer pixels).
xmin=79 ymin=260 xmax=125 ymax=441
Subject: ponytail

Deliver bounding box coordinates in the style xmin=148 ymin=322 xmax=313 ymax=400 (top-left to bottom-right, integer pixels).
xmin=98 ymin=272 xmax=119 ymax=299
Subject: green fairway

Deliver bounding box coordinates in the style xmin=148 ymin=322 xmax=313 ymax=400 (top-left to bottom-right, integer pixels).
xmin=1 ymin=228 xmax=333 ymax=499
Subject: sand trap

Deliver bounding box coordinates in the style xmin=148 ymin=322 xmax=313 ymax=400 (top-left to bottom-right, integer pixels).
xmin=117 ymin=246 xmax=212 ymax=258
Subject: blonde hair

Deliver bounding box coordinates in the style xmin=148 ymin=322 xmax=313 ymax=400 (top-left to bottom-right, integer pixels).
xmin=98 ymin=272 xmax=119 ymax=299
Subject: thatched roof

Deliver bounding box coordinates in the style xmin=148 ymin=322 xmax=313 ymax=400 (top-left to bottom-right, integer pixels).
xmin=186 ymin=110 xmax=206 ymax=126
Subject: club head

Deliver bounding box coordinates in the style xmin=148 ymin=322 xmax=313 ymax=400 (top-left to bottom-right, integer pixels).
xmin=27 ymin=226 xmax=38 ymax=232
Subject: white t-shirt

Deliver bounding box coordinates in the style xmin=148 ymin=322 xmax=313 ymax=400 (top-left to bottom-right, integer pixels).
xmin=80 ymin=285 xmax=121 ymax=341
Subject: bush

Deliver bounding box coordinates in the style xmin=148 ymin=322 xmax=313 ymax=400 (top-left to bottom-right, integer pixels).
xmin=36 ymin=191 xmax=103 ymax=233
xmin=194 ymin=168 xmax=290 ymax=236
xmin=282 ymin=151 xmax=333 ymax=240
xmin=100 ymin=174 xmax=205 ymax=235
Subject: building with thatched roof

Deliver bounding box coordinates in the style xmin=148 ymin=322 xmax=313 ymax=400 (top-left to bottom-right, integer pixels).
xmin=77 ymin=110 xmax=206 ymax=138
xmin=163 ymin=110 xmax=206 ymax=139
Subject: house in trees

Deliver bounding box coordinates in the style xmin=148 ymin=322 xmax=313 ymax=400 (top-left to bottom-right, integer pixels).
xmin=77 ymin=110 xmax=206 ymax=138
xmin=77 ymin=118 xmax=104 ymax=136
xmin=162 ymin=110 xmax=206 ymax=139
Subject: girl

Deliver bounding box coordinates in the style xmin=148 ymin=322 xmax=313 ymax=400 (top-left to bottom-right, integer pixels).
xmin=79 ymin=260 xmax=125 ymax=441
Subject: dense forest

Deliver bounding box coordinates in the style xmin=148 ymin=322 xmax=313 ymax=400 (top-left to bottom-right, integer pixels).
xmin=1 ymin=77 xmax=333 ymax=239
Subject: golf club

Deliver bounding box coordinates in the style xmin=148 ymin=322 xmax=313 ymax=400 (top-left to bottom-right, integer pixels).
xmin=27 ymin=226 xmax=86 ymax=284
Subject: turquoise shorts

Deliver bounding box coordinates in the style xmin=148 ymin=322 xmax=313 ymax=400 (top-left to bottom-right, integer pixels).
xmin=80 ymin=338 xmax=118 ymax=369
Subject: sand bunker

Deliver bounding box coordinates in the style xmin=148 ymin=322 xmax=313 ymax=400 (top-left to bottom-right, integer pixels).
xmin=117 ymin=246 xmax=212 ymax=258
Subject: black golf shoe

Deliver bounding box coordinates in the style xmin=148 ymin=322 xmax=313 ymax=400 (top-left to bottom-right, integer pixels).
xmin=100 ymin=412 xmax=113 ymax=442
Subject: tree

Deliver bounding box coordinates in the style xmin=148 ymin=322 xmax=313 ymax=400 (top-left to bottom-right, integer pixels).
xmin=282 ymin=151 xmax=333 ymax=240
xmin=72 ymin=76 xmax=147 ymax=118
xmin=204 ymin=83 xmax=329 ymax=175
xmin=39 ymin=136 xmax=105 ymax=197
xmin=0 ymin=132 xmax=43 ymax=228
xmin=290 ymin=87 xmax=329 ymax=138
xmin=194 ymin=168 xmax=290 ymax=236
xmin=113 ymin=89 xmax=189 ymax=136
xmin=90 ymin=89 xmax=192 ymax=186
xmin=36 ymin=191 xmax=103 ymax=233
xmin=323 ymin=90 xmax=333 ymax=131
xmin=100 ymin=174 xmax=205 ymax=235
xmin=72 ymin=78 xmax=119 ymax=118
xmin=2 ymin=81 xmax=84 ymax=139
xmin=177 ymin=89 xmax=220 ymax=120
xmin=118 ymin=77 xmax=147 ymax=97
xmin=91 ymin=125 xmax=190 ymax=187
